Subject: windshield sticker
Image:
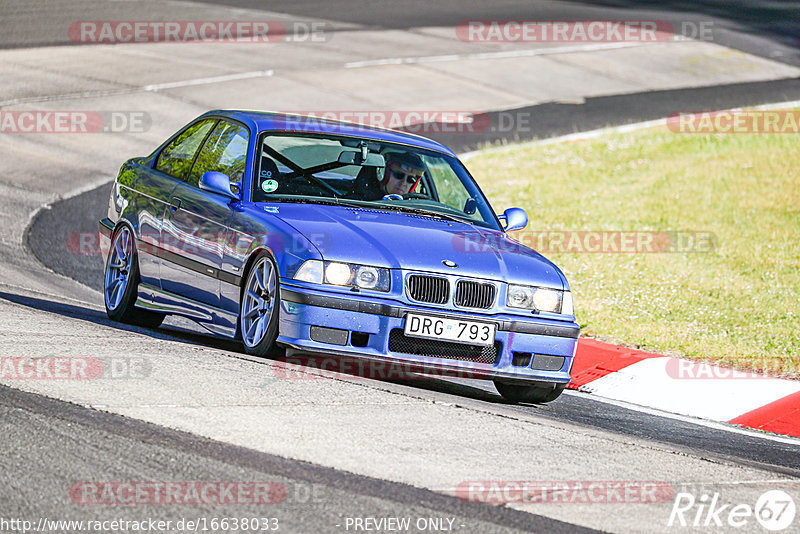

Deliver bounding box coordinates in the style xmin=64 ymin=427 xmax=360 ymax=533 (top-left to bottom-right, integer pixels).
xmin=261 ymin=179 xmax=278 ymax=193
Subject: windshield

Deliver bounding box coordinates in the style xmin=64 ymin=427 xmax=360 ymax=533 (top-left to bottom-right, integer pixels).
xmin=252 ymin=133 xmax=500 ymax=229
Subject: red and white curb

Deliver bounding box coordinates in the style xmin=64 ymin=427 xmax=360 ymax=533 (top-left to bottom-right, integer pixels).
xmin=466 ymin=100 xmax=800 ymax=440
xmin=569 ymin=338 xmax=800 ymax=438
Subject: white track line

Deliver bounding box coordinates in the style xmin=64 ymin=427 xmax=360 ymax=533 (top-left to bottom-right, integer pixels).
xmin=580 ymin=358 xmax=800 ymax=422
xmin=433 ymin=479 xmax=800 ymax=496
xmin=0 ymin=70 xmax=275 ymax=107
xmin=562 ymin=390 xmax=800 ymax=446
xmin=344 ymin=41 xmax=649 ymax=68
xmin=142 ymin=69 xmax=274 ymax=92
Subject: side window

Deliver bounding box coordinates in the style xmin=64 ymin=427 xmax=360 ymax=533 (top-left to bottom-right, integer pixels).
xmin=155 ymin=120 xmax=216 ymax=180
xmin=188 ymin=121 xmax=249 ymax=187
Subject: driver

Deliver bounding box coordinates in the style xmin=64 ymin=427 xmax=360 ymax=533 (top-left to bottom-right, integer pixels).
xmin=381 ymin=152 xmax=425 ymax=196
xmin=352 ymin=152 xmax=425 ymax=200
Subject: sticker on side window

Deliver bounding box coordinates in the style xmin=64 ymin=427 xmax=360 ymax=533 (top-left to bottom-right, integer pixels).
xmin=261 ymin=179 xmax=278 ymax=193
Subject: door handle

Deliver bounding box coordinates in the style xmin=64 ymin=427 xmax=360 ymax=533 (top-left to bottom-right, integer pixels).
xmin=170 ymin=198 xmax=182 ymax=212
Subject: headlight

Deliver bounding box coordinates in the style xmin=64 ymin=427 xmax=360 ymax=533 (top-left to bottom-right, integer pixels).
xmin=507 ymin=284 xmax=564 ymax=313
xmin=354 ymin=266 xmax=381 ymax=290
xmin=325 ymin=262 xmax=352 ymax=286
xmin=507 ymin=285 xmax=535 ymax=308
xmin=533 ymin=288 xmax=560 ymax=312
xmin=294 ymin=260 xmax=390 ymax=292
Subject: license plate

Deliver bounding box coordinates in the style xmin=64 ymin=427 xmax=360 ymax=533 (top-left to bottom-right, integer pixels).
xmin=404 ymin=314 xmax=496 ymax=347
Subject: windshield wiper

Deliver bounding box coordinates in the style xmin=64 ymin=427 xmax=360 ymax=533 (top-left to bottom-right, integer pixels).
xmin=371 ymin=204 xmax=472 ymax=224
xmin=260 ymin=196 xmax=344 ymax=206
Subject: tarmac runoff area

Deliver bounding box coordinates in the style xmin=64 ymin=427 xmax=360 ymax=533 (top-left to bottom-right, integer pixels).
xmin=2 ymin=3 xmax=800 ymax=532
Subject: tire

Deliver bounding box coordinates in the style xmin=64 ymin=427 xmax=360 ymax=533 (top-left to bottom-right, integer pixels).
xmin=104 ymin=225 xmax=165 ymax=328
xmin=494 ymin=380 xmax=566 ymax=404
xmin=240 ymin=253 xmax=280 ymax=357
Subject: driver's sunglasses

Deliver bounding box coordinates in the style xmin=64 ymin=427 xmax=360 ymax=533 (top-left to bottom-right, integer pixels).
xmin=389 ymin=166 xmax=422 ymax=184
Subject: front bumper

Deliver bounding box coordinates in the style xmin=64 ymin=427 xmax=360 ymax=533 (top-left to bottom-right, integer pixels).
xmin=277 ymin=283 xmax=579 ymax=384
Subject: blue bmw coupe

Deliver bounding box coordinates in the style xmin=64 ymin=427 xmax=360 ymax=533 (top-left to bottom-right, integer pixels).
xmin=99 ymin=110 xmax=579 ymax=403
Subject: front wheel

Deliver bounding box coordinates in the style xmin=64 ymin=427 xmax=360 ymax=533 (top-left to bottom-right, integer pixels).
xmin=494 ymin=381 xmax=566 ymax=404
xmin=104 ymin=225 xmax=164 ymax=328
xmin=240 ymin=254 xmax=280 ymax=357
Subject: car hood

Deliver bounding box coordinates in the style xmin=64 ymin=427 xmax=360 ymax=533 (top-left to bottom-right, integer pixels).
xmin=266 ymin=203 xmax=566 ymax=290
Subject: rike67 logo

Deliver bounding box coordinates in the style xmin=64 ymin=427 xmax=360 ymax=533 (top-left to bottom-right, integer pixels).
xmin=669 ymin=490 xmax=796 ymax=531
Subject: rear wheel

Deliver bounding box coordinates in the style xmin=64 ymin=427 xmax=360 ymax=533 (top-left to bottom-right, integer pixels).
xmin=494 ymin=381 xmax=565 ymax=404
xmin=240 ymin=254 xmax=280 ymax=357
xmin=104 ymin=225 xmax=164 ymax=328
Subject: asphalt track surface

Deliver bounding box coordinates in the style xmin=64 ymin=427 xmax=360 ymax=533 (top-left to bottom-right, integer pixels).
xmin=26 ymin=185 xmax=800 ymax=478
xmin=187 ymin=0 xmax=800 ymax=67
xmin=1 ymin=383 xmax=593 ymax=534
xmin=4 ymin=0 xmax=800 ymax=68
xmin=9 ymin=0 xmax=800 ymax=532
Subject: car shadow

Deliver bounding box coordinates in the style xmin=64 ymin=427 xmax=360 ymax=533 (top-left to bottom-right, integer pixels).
xmin=0 ymin=290 xmax=510 ymax=404
xmin=279 ymin=350 xmax=505 ymax=403
xmin=0 ymin=290 xmax=242 ymax=353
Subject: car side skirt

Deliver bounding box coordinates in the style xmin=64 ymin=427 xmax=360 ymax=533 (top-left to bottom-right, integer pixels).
xmin=136 ymin=282 xmax=238 ymax=338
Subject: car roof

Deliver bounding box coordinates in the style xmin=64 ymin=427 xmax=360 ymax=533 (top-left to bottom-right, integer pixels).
xmin=203 ymin=109 xmax=458 ymax=157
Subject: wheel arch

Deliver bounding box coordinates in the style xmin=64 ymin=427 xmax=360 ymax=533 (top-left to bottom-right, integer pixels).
xmin=111 ymin=216 xmax=141 ymax=245
xmin=238 ymin=246 xmax=280 ymax=301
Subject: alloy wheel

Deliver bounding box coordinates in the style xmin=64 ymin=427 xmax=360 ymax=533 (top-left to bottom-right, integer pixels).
xmin=241 ymin=256 xmax=277 ymax=348
xmin=104 ymin=226 xmax=134 ymax=311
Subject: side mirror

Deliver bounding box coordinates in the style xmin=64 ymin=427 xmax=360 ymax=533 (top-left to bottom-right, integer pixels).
xmin=498 ymin=207 xmax=528 ymax=232
xmin=199 ymin=171 xmax=240 ymax=200
xmin=463 ymin=198 xmax=478 ymax=215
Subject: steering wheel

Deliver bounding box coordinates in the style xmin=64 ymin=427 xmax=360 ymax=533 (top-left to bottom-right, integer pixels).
xmin=402 ymin=193 xmax=429 ymax=200
xmin=381 ymin=194 xmax=403 ymax=201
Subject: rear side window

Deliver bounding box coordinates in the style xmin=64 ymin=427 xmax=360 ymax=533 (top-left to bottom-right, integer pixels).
xmin=188 ymin=121 xmax=249 ymax=187
xmin=155 ymin=119 xmax=216 ymax=180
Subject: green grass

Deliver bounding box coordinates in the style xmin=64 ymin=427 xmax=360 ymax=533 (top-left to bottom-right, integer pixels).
xmin=467 ymin=124 xmax=800 ymax=377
